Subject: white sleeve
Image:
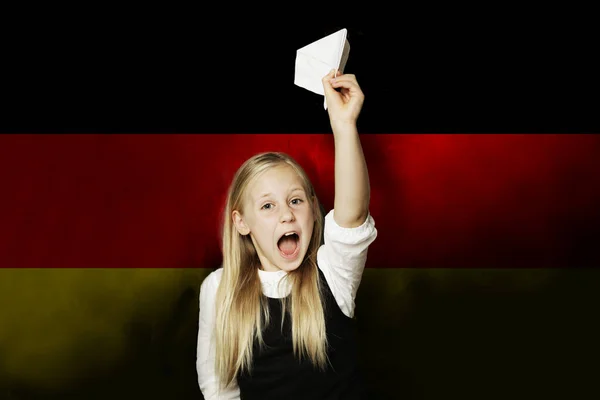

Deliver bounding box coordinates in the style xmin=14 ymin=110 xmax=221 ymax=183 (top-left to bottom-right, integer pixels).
xmin=196 ymin=269 xmax=241 ymax=400
xmin=316 ymin=210 xmax=378 ymax=318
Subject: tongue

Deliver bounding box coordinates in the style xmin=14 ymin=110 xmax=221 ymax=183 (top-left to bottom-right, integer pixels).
xmin=278 ymin=235 xmax=298 ymax=255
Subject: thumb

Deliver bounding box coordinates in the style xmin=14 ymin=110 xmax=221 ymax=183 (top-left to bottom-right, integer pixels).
xmin=321 ymin=69 xmax=338 ymax=96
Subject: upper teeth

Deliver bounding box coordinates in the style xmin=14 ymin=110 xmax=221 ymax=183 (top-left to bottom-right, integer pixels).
xmin=285 ymin=232 xmax=295 ymax=236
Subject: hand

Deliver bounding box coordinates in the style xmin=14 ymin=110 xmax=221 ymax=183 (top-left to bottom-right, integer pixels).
xmin=322 ymin=69 xmax=365 ymax=129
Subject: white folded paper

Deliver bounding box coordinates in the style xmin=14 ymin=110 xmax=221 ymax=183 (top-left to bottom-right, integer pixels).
xmin=294 ymin=28 xmax=350 ymax=109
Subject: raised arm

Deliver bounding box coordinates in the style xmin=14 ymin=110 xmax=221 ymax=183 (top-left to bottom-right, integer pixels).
xmin=322 ymin=69 xmax=370 ymax=228
xmin=317 ymin=70 xmax=377 ymax=319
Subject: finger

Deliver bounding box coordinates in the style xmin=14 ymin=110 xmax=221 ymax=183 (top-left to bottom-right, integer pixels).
xmin=322 ymin=69 xmax=336 ymax=82
xmin=340 ymin=88 xmax=351 ymax=102
xmin=322 ymin=69 xmax=340 ymax=97
xmin=330 ymin=78 xmax=363 ymax=94
xmin=329 ymin=73 xmax=358 ymax=86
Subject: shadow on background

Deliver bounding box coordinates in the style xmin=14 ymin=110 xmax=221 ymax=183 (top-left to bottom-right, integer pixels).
xmin=1 ymin=268 xmax=599 ymax=399
xmin=356 ymin=268 xmax=599 ymax=399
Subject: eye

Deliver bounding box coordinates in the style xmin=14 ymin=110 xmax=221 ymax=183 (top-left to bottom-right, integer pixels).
xmin=291 ymin=198 xmax=303 ymax=205
xmin=261 ymin=203 xmax=273 ymax=210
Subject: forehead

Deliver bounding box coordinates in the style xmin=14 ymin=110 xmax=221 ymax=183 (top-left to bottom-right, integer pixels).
xmin=247 ymin=165 xmax=305 ymax=199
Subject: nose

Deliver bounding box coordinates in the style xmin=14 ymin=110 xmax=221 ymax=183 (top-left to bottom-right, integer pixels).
xmin=279 ymin=205 xmax=295 ymax=223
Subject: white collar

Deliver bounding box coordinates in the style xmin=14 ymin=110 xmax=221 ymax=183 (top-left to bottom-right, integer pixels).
xmin=257 ymin=268 xmax=291 ymax=299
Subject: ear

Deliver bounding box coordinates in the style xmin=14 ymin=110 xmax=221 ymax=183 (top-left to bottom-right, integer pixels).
xmin=232 ymin=210 xmax=250 ymax=235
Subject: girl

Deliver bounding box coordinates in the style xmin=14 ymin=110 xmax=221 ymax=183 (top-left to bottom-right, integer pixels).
xmin=196 ymin=69 xmax=378 ymax=399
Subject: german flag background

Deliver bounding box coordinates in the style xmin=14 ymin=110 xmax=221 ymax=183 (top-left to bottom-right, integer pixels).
xmin=2 ymin=12 xmax=599 ymax=400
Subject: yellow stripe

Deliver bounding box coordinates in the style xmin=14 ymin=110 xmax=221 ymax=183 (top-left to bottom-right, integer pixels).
xmin=0 ymin=268 xmax=595 ymax=394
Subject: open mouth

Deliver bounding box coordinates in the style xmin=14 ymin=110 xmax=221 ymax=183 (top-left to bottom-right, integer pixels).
xmin=277 ymin=232 xmax=300 ymax=259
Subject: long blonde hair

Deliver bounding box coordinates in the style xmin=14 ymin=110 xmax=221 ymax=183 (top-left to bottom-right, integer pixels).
xmin=214 ymin=152 xmax=328 ymax=389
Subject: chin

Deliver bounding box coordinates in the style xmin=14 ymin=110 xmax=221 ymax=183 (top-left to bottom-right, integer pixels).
xmin=278 ymin=263 xmax=302 ymax=273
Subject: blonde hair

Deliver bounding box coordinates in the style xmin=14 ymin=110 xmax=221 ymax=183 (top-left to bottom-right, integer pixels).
xmin=213 ymin=152 xmax=327 ymax=390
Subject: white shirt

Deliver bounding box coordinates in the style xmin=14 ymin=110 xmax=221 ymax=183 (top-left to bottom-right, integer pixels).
xmin=196 ymin=209 xmax=377 ymax=400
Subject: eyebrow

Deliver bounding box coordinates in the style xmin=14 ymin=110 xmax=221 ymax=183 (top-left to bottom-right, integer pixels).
xmin=256 ymin=188 xmax=305 ymax=202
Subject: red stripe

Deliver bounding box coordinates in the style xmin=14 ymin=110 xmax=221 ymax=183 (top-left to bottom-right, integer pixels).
xmin=1 ymin=134 xmax=598 ymax=268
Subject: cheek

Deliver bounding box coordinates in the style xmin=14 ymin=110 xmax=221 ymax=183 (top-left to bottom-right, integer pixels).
xmin=303 ymin=214 xmax=315 ymax=235
xmin=254 ymin=218 xmax=276 ymax=240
